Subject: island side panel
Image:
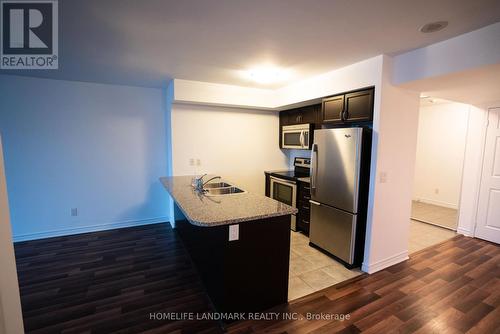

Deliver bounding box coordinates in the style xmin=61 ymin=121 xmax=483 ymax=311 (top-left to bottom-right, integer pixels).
xmin=175 ymin=213 xmax=291 ymax=314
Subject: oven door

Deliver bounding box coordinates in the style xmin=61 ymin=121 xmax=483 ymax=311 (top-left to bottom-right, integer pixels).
xmin=270 ymin=176 xmax=297 ymax=231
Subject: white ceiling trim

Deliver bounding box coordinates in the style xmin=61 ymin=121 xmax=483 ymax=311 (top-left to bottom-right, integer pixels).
xmin=173 ymin=56 xmax=384 ymax=111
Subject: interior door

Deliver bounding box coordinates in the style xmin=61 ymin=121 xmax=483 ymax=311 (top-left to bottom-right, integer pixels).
xmin=476 ymin=108 xmax=500 ymax=244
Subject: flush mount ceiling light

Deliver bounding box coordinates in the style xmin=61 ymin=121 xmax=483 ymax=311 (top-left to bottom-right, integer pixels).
xmin=419 ymin=21 xmax=448 ymax=33
xmin=245 ymin=66 xmax=289 ymax=84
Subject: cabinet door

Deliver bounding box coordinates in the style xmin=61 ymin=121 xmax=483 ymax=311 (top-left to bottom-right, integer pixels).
xmin=288 ymin=109 xmax=304 ymax=125
xmin=300 ymin=105 xmax=319 ymax=124
xmin=279 ymin=110 xmax=290 ymax=126
xmin=344 ymin=89 xmax=374 ymax=122
xmin=322 ymin=95 xmax=345 ymax=123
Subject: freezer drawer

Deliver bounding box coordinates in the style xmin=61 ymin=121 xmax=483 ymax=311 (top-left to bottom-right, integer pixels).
xmin=309 ymin=201 xmax=356 ymax=264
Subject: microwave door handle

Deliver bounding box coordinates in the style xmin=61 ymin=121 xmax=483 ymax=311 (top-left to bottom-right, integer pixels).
xmin=299 ymin=131 xmax=305 ymax=148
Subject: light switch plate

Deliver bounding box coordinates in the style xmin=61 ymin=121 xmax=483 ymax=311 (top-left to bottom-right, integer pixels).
xmin=379 ymin=172 xmax=388 ymax=183
xmin=229 ymin=224 xmax=239 ymax=241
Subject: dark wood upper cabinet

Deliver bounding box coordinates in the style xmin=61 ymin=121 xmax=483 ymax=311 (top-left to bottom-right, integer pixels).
xmin=280 ymin=87 xmax=374 ymax=147
xmin=280 ymin=104 xmax=319 ymax=126
xmin=344 ymin=88 xmax=374 ymax=122
xmin=321 ymin=87 xmax=374 ymax=124
xmin=322 ymin=95 xmax=345 ymax=123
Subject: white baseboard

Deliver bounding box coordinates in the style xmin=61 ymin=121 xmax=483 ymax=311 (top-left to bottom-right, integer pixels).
xmin=361 ymin=250 xmax=409 ymax=274
xmin=413 ymin=198 xmax=458 ymax=210
xmin=13 ymin=217 xmax=169 ymax=242
xmin=456 ymin=227 xmax=473 ymax=237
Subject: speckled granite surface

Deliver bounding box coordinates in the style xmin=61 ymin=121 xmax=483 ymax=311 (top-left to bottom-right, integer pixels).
xmin=160 ymin=176 xmax=297 ymax=227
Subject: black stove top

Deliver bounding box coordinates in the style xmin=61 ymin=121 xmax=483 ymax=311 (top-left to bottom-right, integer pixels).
xmin=271 ymin=170 xmax=309 ymax=179
xmin=266 ymin=157 xmax=311 ymax=181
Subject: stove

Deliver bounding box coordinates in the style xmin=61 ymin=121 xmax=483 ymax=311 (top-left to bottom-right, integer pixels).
xmin=265 ymin=157 xmax=311 ymax=231
xmin=267 ymin=157 xmax=311 ymax=182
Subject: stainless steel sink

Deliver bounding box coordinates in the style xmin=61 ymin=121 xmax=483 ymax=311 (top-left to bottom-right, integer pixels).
xmin=204 ymin=186 xmax=246 ymax=196
xmin=203 ymin=182 xmax=232 ymax=188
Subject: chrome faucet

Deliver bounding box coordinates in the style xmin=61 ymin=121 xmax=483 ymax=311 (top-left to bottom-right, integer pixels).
xmin=194 ymin=174 xmax=221 ymax=192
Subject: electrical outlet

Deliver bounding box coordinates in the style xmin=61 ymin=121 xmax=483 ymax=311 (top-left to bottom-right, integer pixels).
xmin=189 ymin=158 xmax=194 ymax=166
xmin=71 ymin=208 xmax=78 ymax=217
xmin=229 ymin=224 xmax=239 ymax=241
xmin=196 ymin=158 xmax=201 ymax=166
xmin=435 ymin=188 xmax=440 ymax=194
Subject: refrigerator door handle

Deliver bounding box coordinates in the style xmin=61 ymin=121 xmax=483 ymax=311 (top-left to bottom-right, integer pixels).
xmin=311 ymin=143 xmax=318 ymax=191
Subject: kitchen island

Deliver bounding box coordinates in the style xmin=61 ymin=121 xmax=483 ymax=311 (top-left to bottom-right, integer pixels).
xmin=160 ymin=176 xmax=297 ymax=315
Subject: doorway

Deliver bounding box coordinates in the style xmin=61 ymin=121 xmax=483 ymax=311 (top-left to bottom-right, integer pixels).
xmin=409 ymin=97 xmax=467 ymax=252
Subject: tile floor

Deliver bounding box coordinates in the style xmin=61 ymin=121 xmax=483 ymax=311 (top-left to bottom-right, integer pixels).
xmin=411 ymin=200 xmax=458 ymax=230
xmin=408 ymin=219 xmax=457 ymax=254
xmin=288 ymin=232 xmax=362 ymax=300
xmin=288 ymin=219 xmax=457 ymax=300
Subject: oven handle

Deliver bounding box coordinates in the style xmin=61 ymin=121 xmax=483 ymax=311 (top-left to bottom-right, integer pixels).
xmin=270 ymin=176 xmax=297 ymax=186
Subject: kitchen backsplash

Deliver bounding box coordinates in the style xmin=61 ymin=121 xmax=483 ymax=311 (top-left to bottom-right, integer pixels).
xmin=285 ymin=149 xmax=311 ymax=169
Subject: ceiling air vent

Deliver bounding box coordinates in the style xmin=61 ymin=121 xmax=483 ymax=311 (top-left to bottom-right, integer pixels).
xmin=419 ymin=21 xmax=448 ymax=33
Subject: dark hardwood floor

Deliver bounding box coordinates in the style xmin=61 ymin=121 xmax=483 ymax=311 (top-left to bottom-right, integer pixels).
xmin=15 ymin=224 xmax=500 ymax=334
xmin=227 ymin=235 xmax=500 ymax=334
xmin=14 ymin=223 xmax=223 ymax=334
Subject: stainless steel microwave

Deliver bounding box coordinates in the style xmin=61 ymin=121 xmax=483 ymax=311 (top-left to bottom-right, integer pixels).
xmin=281 ymin=124 xmax=312 ymax=149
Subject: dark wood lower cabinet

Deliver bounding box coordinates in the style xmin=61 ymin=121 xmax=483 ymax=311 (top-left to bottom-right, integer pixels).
xmin=296 ymin=181 xmax=311 ymax=235
xmin=175 ymin=205 xmax=291 ymax=316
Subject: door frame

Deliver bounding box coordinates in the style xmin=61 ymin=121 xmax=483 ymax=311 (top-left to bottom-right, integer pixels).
xmin=457 ymin=101 xmax=500 ymax=240
xmin=472 ymin=105 xmax=500 ymax=241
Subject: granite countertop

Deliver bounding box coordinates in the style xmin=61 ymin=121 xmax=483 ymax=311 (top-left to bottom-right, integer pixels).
xmin=160 ymin=176 xmax=297 ymax=227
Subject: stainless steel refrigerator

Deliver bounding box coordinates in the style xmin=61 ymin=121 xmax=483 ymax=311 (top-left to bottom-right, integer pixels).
xmin=309 ymin=127 xmax=371 ymax=266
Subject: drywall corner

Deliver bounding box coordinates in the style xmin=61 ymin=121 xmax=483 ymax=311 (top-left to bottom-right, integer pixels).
xmin=0 ymin=135 xmax=24 ymax=334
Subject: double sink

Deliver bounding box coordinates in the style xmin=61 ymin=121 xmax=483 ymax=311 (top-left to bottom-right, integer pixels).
xmin=202 ymin=181 xmax=246 ymax=196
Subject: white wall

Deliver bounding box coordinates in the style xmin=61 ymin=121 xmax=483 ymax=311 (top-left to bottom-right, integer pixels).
xmin=393 ymin=22 xmax=500 ymax=85
xmin=413 ymin=102 xmax=469 ymax=209
xmin=173 ymin=79 xmax=275 ymax=109
xmin=0 ymin=136 xmax=24 ymax=334
xmin=171 ymin=104 xmax=288 ymax=195
xmin=362 ymin=55 xmax=420 ymax=273
xmin=275 ymin=56 xmax=384 ymax=107
xmin=0 ymin=75 xmax=169 ymax=241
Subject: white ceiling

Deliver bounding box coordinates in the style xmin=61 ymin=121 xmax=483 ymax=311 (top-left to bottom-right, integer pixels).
xmin=1 ymin=0 xmax=500 ymax=88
